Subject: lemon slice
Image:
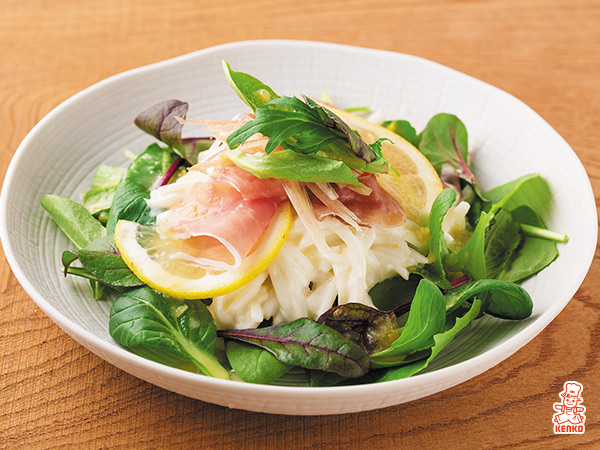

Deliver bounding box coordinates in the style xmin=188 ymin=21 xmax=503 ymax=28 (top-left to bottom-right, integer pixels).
xmin=115 ymin=202 xmax=292 ymax=299
xmin=330 ymin=107 xmax=443 ymax=224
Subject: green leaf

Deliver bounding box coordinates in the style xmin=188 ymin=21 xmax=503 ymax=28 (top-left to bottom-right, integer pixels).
xmin=484 ymin=209 xmax=522 ymax=280
xmin=483 ymin=173 xmax=552 ymax=218
xmin=368 ymin=274 xmax=420 ymax=312
xmin=219 ymin=318 xmax=370 ymax=378
xmin=382 ymin=120 xmax=420 ymax=147
xmin=444 ymin=279 xmax=532 ymax=319
xmin=497 ymin=206 xmax=558 ymax=283
xmin=109 ymin=287 xmax=230 ymax=379
xmin=222 ymin=60 xmax=280 ymax=111
xmin=428 ymin=188 xmax=457 ymax=280
xmin=226 ymin=148 xmax=360 ymax=185
xmin=40 ymin=194 xmax=106 ymax=249
xmin=226 ymin=94 xmax=388 ymax=178
xmin=228 ymin=96 xmax=344 ymax=155
xmin=419 ymin=114 xmax=468 ymax=173
xmin=445 ymin=210 xmax=491 ymax=280
xmin=225 ymin=339 xmax=291 ymax=384
xmin=62 ymin=235 xmax=143 ymax=288
xmin=377 ymin=299 xmax=482 ymax=381
xmin=106 ymin=144 xmax=178 ymax=233
xmin=82 ymin=165 xmax=126 ymax=216
xmin=370 ymin=279 xmax=446 ymax=367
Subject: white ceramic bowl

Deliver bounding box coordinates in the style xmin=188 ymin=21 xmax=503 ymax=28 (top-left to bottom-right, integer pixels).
xmin=1 ymin=40 xmax=596 ymax=415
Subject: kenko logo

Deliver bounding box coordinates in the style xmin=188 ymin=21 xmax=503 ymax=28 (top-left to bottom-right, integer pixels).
xmin=553 ymin=381 xmax=586 ymax=434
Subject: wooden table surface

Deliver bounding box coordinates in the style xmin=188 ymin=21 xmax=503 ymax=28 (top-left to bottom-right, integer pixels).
xmin=1 ymin=0 xmax=599 ymax=448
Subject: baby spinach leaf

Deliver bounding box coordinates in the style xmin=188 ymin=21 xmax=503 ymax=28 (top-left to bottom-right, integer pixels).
xmin=370 ymin=279 xmax=446 ymax=367
xmin=83 ymin=165 xmax=126 ymax=216
xmin=225 ymin=339 xmax=292 ymax=384
xmin=378 ymin=298 xmax=482 ymax=381
xmin=219 ymin=318 xmax=370 ymax=378
xmin=484 ymin=287 xmax=533 ymax=320
xmin=428 ymin=188 xmax=457 ymax=281
xmin=41 ymin=194 xmax=106 ymax=249
xmin=317 ymin=303 xmax=399 ymax=354
xmin=222 ymin=60 xmax=280 ymax=111
xmin=443 ymin=279 xmax=532 ymax=319
xmin=134 ymin=99 xmax=189 ymax=158
xmin=445 ymin=210 xmax=491 ymax=280
xmin=368 ymin=274 xmax=420 ymax=311
xmin=62 ymin=235 xmax=143 ymax=288
xmin=106 ymin=143 xmax=178 ymax=233
xmin=109 ymin=287 xmax=230 ymax=379
xmin=226 ymin=148 xmax=360 ymax=185
xmin=483 ymin=173 xmax=551 ymax=218
xmin=382 ymin=120 xmax=419 ymax=148
xmin=484 ymin=209 xmax=522 ymax=280
xmin=496 ymin=206 xmax=558 ymax=283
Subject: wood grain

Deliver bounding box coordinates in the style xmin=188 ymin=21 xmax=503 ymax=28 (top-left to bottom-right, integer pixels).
xmin=1 ymin=0 xmax=599 ymax=448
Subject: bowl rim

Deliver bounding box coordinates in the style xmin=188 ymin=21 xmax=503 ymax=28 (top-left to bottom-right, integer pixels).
xmin=1 ymin=39 xmax=597 ymax=404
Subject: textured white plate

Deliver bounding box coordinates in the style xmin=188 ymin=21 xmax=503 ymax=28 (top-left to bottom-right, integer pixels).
xmin=1 ymin=40 xmax=596 ymax=415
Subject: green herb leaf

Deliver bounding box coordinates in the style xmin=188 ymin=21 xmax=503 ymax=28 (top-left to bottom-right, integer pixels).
xmin=41 ymin=194 xmax=106 ymax=249
xmin=227 ymin=95 xmax=389 ymax=177
xmin=82 ymin=165 xmax=126 ymax=217
xmin=377 ymin=299 xmax=482 ymax=381
xmin=444 ymin=279 xmax=532 ymax=319
xmin=222 ymin=60 xmax=280 ymax=111
xmin=484 ymin=209 xmax=522 ymax=280
xmin=370 ymin=279 xmax=446 ymax=367
xmin=106 ymin=143 xmax=178 ymax=233
xmin=497 ymin=206 xmax=559 ymax=282
xmin=482 ymin=173 xmax=552 ymax=217
xmin=382 ymin=120 xmax=420 ymax=148
xmin=226 ymin=148 xmax=360 ymax=185
xmin=428 ymin=188 xmax=457 ymax=281
xmin=445 ymin=210 xmax=490 ymax=280
xmin=62 ymin=235 xmax=143 ymax=288
xmin=219 ymin=318 xmax=370 ymax=378
xmin=109 ymin=286 xmax=230 ymax=379
xmin=368 ymin=274 xmax=420 ymax=312
xmin=225 ymin=339 xmax=292 ymax=384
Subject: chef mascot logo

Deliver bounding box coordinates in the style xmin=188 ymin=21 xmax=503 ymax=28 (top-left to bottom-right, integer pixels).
xmin=553 ymin=381 xmax=586 ymax=434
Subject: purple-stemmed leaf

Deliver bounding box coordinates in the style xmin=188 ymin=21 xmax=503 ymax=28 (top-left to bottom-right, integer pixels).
xmin=219 ymin=318 xmax=370 ymax=378
xmin=317 ymin=303 xmax=399 ymax=354
xmin=134 ymin=99 xmax=189 ymax=158
xmin=419 ymin=113 xmax=481 ymax=193
xmin=181 ymin=137 xmax=215 ymax=165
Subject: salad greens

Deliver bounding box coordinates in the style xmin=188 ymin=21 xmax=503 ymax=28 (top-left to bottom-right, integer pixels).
xmin=109 ymin=286 xmax=230 ymax=379
xmin=41 ymin=62 xmax=567 ymax=386
xmin=105 ymin=143 xmax=178 ymax=233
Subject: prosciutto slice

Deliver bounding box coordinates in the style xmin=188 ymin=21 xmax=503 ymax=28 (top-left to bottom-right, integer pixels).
xmin=312 ymin=173 xmax=405 ymax=227
xmin=153 ymin=163 xmax=285 ymax=271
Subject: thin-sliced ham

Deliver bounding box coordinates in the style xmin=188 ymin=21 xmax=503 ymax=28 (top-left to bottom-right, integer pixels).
xmin=212 ymin=164 xmax=287 ymax=201
xmin=153 ymin=162 xmax=285 ymax=271
xmin=312 ymin=174 xmax=405 ymax=228
xmin=307 ymin=183 xmax=361 ymax=231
